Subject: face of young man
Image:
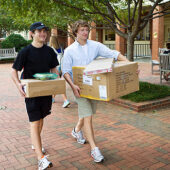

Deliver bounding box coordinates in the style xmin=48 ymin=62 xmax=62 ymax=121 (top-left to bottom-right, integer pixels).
xmin=32 ymin=29 xmax=47 ymax=43
xmin=76 ymin=26 xmax=89 ymax=41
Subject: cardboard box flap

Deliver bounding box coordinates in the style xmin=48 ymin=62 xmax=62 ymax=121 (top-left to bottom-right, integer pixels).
xmin=83 ymin=58 xmax=113 ymax=75
xmin=113 ymin=62 xmax=136 ymax=67
xmin=83 ymin=58 xmax=137 ymax=75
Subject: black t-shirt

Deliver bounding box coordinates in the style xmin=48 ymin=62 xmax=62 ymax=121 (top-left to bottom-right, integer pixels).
xmin=12 ymin=44 xmax=59 ymax=79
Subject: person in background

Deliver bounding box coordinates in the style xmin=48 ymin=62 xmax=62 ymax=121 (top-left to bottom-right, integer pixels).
xmin=49 ymin=36 xmax=70 ymax=108
xmin=11 ymin=22 xmax=59 ymax=170
xmin=62 ymin=20 xmax=129 ymax=163
xmin=163 ymin=42 xmax=170 ymax=81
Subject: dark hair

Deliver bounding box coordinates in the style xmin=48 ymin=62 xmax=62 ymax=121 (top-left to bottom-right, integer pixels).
xmin=166 ymin=43 xmax=170 ymax=49
xmin=30 ymin=30 xmax=35 ymax=40
xmin=72 ymin=20 xmax=90 ymax=37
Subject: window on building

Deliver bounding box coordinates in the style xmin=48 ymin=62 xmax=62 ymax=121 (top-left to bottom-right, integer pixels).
xmin=105 ymin=29 xmax=115 ymax=41
xmin=135 ymin=22 xmax=150 ymax=41
xmin=168 ymin=28 xmax=170 ymax=42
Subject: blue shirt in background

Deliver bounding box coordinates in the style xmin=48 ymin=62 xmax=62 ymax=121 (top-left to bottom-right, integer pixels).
xmin=56 ymin=48 xmax=63 ymax=54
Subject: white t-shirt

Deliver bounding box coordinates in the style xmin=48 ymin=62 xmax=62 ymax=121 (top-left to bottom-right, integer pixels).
xmin=81 ymin=44 xmax=88 ymax=56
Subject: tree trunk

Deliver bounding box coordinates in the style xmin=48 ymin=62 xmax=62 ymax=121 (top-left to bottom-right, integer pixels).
xmin=126 ymin=36 xmax=134 ymax=61
xmin=0 ymin=31 xmax=3 ymax=38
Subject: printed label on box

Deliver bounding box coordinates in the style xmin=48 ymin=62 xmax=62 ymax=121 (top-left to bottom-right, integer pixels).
xmin=83 ymin=75 xmax=93 ymax=86
xmin=99 ymin=85 xmax=107 ymax=99
xmin=96 ymin=76 xmax=101 ymax=80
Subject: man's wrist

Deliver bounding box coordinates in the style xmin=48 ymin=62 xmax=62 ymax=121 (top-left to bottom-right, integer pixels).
xmin=17 ymin=81 xmax=22 ymax=87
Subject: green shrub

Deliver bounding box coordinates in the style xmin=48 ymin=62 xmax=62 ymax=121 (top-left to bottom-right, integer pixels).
xmin=27 ymin=40 xmax=32 ymax=44
xmin=1 ymin=34 xmax=32 ymax=52
xmin=121 ymin=81 xmax=170 ymax=102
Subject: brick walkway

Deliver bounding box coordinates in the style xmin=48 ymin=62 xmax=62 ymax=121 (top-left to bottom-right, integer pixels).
xmin=0 ymin=62 xmax=170 ymax=170
xmin=138 ymin=62 xmax=170 ymax=86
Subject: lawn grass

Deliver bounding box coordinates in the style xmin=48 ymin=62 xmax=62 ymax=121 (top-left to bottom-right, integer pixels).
xmin=121 ymin=81 xmax=170 ymax=102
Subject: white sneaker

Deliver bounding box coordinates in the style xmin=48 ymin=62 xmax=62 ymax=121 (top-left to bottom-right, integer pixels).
xmin=71 ymin=128 xmax=86 ymax=144
xmin=38 ymin=155 xmax=53 ymax=170
xmin=32 ymin=145 xmax=46 ymax=154
xmin=91 ymin=147 xmax=104 ymax=163
xmin=62 ymin=100 xmax=70 ymax=108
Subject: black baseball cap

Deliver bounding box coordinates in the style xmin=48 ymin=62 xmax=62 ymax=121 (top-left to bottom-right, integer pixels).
xmin=30 ymin=22 xmax=49 ymax=31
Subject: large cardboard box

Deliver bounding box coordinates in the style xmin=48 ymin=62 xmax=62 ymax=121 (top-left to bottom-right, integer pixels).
xmin=73 ymin=58 xmax=139 ymax=101
xmin=21 ymin=79 xmax=66 ymax=98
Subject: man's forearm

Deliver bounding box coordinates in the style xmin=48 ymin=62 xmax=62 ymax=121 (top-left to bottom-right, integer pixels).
xmin=117 ymin=53 xmax=129 ymax=62
xmin=11 ymin=68 xmax=26 ymax=97
xmin=63 ymin=73 xmax=75 ymax=89
xmin=50 ymin=67 xmax=59 ymax=76
xmin=11 ymin=68 xmax=21 ymax=88
xmin=63 ymin=72 xmax=81 ymax=97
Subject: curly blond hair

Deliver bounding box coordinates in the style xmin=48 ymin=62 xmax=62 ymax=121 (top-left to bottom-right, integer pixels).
xmin=72 ymin=20 xmax=90 ymax=37
xmin=49 ymin=36 xmax=60 ymax=49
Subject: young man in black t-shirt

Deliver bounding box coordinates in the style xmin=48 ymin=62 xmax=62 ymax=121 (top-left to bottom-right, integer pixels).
xmin=11 ymin=22 xmax=59 ymax=170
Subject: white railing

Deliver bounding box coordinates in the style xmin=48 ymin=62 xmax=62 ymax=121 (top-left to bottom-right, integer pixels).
xmin=0 ymin=48 xmax=17 ymax=60
xmin=105 ymin=43 xmax=151 ymax=58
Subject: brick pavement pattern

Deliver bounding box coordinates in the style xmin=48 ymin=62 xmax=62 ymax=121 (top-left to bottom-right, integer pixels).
xmin=0 ymin=63 xmax=170 ymax=170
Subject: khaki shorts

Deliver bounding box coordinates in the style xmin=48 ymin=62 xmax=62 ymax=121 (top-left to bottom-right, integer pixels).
xmin=76 ymin=97 xmax=98 ymax=118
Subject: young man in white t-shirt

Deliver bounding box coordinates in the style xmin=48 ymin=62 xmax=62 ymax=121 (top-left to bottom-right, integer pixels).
xmin=62 ymin=20 xmax=129 ymax=162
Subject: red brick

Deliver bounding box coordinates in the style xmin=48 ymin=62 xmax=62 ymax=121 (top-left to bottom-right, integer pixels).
xmin=148 ymin=162 xmax=165 ymax=169
xmin=0 ymin=63 xmax=170 ymax=169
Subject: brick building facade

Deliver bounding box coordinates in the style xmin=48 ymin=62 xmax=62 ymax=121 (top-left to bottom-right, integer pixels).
xmin=52 ymin=3 xmax=170 ymax=61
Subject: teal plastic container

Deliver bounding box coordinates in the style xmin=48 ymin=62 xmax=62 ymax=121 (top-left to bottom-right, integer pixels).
xmin=33 ymin=73 xmax=58 ymax=80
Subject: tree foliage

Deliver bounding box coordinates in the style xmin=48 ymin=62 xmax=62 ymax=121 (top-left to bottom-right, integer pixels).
xmin=0 ymin=0 xmax=170 ymax=60
xmin=0 ymin=8 xmax=25 ymax=37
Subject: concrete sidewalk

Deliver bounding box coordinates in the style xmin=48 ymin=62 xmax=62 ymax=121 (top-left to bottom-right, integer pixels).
xmin=0 ymin=63 xmax=170 ymax=170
